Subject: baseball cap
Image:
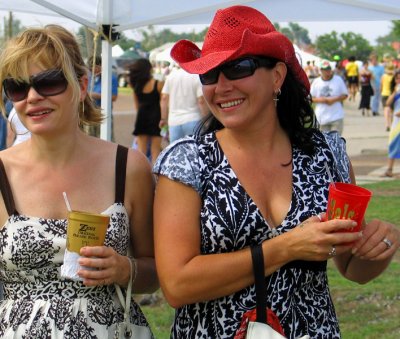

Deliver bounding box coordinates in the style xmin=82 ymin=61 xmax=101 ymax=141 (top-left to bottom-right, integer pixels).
xmin=320 ymin=60 xmax=332 ymax=70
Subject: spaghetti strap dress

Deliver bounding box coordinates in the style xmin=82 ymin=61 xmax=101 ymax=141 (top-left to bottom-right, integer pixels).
xmin=133 ymin=80 xmax=162 ymax=136
xmin=0 ymin=145 xmax=152 ymax=338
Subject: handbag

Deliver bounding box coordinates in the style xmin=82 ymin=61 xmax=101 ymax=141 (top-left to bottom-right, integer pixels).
xmin=235 ymin=245 xmax=310 ymax=339
xmin=235 ymin=244 xmax=286 ymax=339
xmin=114 ymin=258 xmax=152 ymax=339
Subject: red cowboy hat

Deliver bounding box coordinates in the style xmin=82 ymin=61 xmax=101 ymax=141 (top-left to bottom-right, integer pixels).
xmin=171 ymin=5 xmax=310 ymax=92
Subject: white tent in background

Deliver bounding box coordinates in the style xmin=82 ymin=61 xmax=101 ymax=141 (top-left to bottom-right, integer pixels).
xmin=155 ymin=49 xmax=175 ymax=65
xmin=151 ymin=42 xmax=203 ymax=66
xmin=294 ymin=44 xmax=324 ymax=67
xmin=111 ymin=44 xmax=124 ymax=57
xmin=1 ymin=0 xmax=399 ymax=140
xmin=148 ymin=42 xmax=176 ymax=64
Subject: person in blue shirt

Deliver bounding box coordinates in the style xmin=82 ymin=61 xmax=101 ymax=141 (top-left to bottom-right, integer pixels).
xmin=87 ymin=56 xmax=118 ymax=139
xmin=0 ymin=115 xmax=6 ymax=151
xmin=0 ymin=97 xmax=14 ymax=151
xmin=369 ymin=53 xmax=385 ymax=116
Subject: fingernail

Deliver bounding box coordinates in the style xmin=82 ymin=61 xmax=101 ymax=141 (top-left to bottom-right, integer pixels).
xmin=351 ymin=221 xmax=357 ymax=226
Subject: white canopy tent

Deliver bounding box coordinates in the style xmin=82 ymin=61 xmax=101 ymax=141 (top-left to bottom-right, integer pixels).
xmin=1 ymin=0 xmax=399 ymax=140
xmin=152 ymin=42 xmax=203 ymax=65
xmin=294 ymin=44 xmax=324 ymax=66
xmin=111 ymin=45 xmax=124 ymax=57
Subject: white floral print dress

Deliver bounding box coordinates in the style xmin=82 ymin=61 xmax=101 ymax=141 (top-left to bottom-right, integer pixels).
xmin=0 ymin=145 xmax=152 ymax=338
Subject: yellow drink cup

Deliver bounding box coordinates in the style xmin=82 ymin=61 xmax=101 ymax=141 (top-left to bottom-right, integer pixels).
xmin=66 ymin=210 xmax=109 ymax=254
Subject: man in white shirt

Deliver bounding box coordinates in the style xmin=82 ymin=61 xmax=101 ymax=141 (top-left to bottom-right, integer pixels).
xmin=160 ymin=67 xmax=208 ymax=142
xmin=311 ymin=60 xmax=348 ymax=135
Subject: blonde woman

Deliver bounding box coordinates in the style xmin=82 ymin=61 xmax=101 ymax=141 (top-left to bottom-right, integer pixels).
xmin=0 ymin=25 xmax=157 ymax=337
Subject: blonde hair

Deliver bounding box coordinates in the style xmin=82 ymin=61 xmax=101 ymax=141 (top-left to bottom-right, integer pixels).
xmin=0 ymin=24 xmax=102 ymax=126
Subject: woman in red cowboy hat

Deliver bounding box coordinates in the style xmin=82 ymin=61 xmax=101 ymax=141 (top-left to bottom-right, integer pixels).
xmin=153 ymin=5 xmax=399 ymax=339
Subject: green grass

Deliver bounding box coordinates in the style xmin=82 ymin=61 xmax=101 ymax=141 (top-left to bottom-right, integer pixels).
xmin=118 ymin=86 xmax=132 ymax=95
xmin=140 ymin=295 xmax=174 ymax=339
xmin=138 ymin=180 xmax=400 ymax=338
xmin=330 ymin=179 xmax=400 ymax=338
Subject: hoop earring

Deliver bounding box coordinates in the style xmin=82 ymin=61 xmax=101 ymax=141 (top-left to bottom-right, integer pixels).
xmin=273 ymin=88 xmax=281 ymax=107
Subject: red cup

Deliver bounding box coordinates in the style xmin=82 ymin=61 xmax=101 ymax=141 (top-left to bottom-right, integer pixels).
xmin=326 ymin=182 xmax=372 ymax=232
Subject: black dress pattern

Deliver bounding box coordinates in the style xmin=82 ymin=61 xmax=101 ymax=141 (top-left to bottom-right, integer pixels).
xmin=153 ymin=130 xmax=351 ymax=339
xmin=0 ymin=147 xmax=152 ymax=338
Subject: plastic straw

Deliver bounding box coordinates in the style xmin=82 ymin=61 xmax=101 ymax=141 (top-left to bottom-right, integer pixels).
xmin=62 ymin=192 xmax=72 ymax=212
xmin=324 ymin=162 xmax=336 ymax=188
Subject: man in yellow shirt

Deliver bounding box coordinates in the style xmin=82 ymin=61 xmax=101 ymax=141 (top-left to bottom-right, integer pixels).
xmin=345 ymin=56 xmax=359 ymax=102
xmin=381 ymin=65 xmax=395 ymax=131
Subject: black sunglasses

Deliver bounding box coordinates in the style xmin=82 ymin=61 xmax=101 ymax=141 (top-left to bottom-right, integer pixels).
xmin=199 ymin=57 xmax=276 ymax=85
xmin=3 ymin=69 xmax=68 ymax=102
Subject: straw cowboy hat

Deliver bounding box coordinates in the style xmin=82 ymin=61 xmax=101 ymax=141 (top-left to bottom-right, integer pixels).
xmin=170 ymin=5 xmax=310 ymax=92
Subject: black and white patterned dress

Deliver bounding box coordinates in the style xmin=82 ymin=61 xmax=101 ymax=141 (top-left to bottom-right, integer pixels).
xmin=153 ymin=130 xmax=351 ymax=339
xmin=0 ymin=145 xmax=152 ymax=338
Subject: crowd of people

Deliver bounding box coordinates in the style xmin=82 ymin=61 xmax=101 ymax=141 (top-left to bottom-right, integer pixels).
xmin=0 ymin=6 xmax=399 ymax=339
xmin=304 ymin=53 xmax=400 ymax=178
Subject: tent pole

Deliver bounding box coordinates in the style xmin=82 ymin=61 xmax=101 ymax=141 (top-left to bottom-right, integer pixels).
xmin=100 ymin=0 xmax=113 ymax=141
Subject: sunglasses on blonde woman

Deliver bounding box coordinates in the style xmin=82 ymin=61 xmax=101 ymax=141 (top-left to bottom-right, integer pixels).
xmin=199 ymin=57 xmax=276 ymax=85
xmin=3 ymin=69 xmax=68 ymax=102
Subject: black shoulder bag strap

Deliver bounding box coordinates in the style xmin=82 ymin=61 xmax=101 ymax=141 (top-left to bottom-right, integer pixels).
xmin=250 ymin=244 xmax=267 ymax=324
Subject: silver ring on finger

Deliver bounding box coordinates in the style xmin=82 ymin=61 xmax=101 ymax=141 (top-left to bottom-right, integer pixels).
xmin=382 ymin=238 xmax=393 ymax=250
xmin=328 ymin=245 xmax=337 ymax=257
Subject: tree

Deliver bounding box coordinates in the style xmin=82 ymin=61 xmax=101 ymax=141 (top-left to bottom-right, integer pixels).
xmin=76 ymin=26 xmax=100 ymax=61
xmin=138 ymin=25 xmax=207 ymax=52
xmin=340 ymin=32 xmax=372 ymax=61
xmin=315 ymin=31 xmax=372 ymax=61
xmin=115 ymin=32 xmax=137 ymax=51
xmin=315 ymin=31 xmax=342 ymax=60
xmin=364 ymin=20 xmax=399 ymax=60
xmin=280 ymin=27 xmax=294 ymax=42
xmin=274 ymin=22 xmax=311 ymax=48
xmin=288 ymin=22 xmax=311 ymax=46
xmin=0 ymin=12 xmax=25 ymax=45
xmin=392 ymin=20 xmax=400 ymax=39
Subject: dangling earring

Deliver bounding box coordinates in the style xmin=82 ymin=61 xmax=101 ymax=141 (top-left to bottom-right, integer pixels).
xmin=273 ymin=88 xmax=281 ymax=107
xmin=81 ymin=101 xmax=85 ymax=114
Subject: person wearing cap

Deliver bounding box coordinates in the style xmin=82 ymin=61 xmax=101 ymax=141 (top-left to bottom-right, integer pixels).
xmin=153 ymin=5 xmax=399 ymax=339
xmin=310 ymin=60 xmax=348 ymax=135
